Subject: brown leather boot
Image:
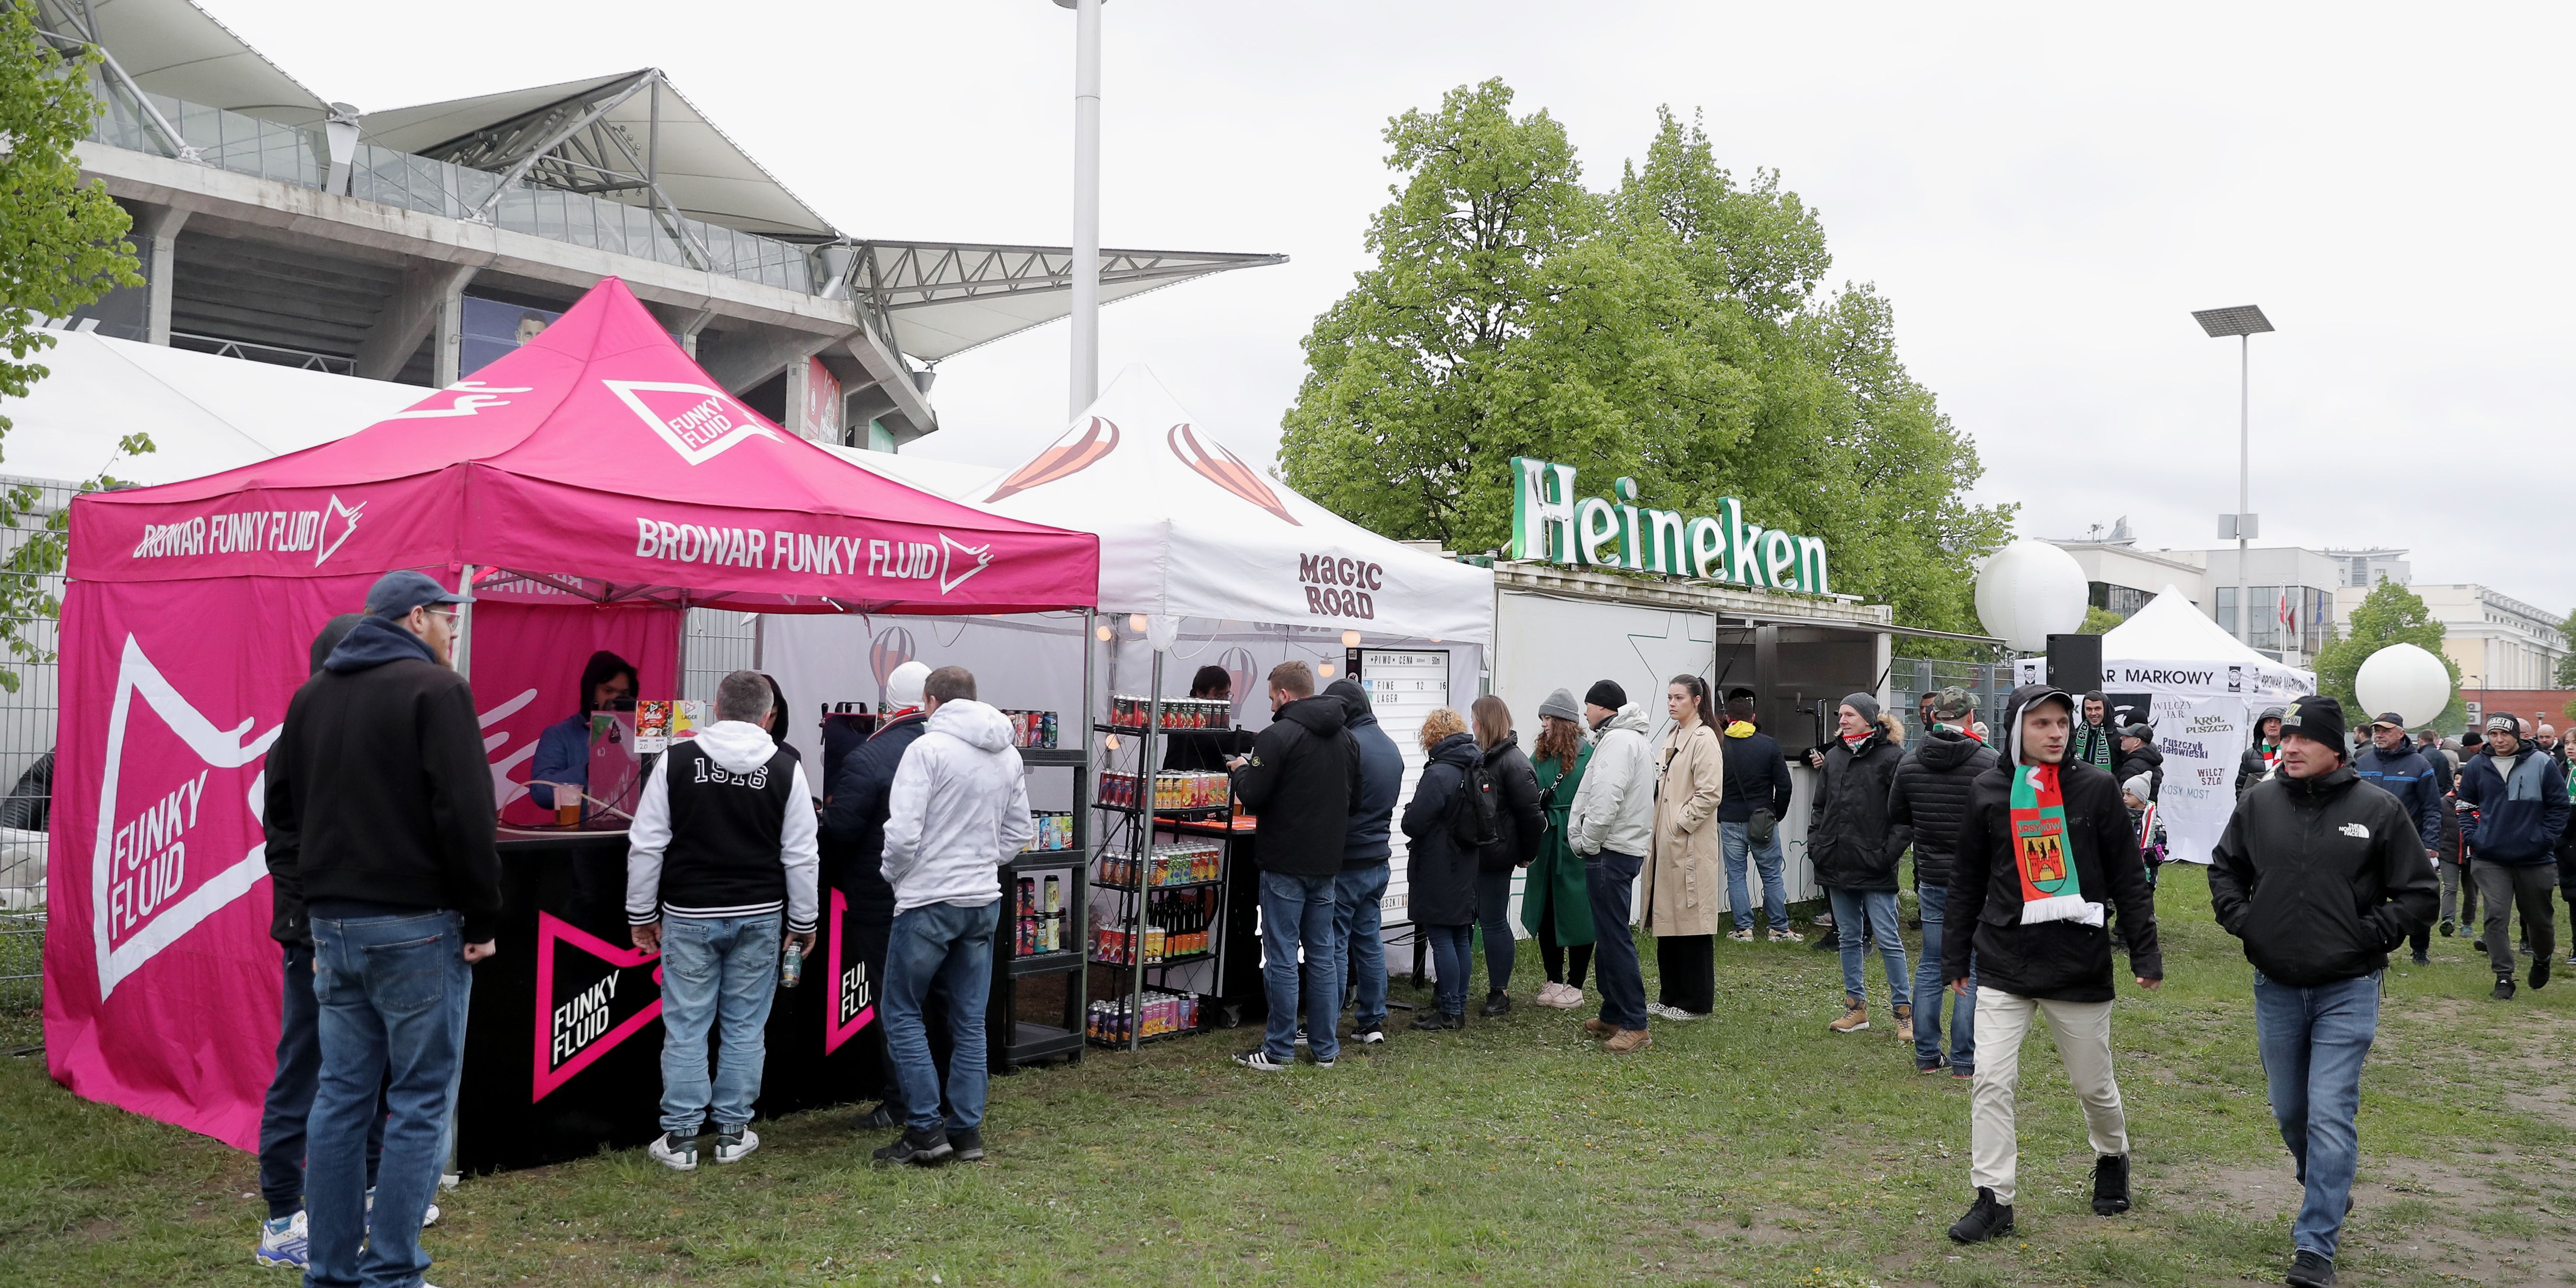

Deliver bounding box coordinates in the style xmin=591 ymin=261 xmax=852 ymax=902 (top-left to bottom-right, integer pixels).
xmin=1829 ymin=997 xmax=1870 ymax=1034
xmin=1603 ymin=1027 xmax=1653 ymax=1054
xmin=1583 ymin=1018 xmax=1616 ymax=1036
xmin=1894 ymin=1003 xmax=1915 ymax=1043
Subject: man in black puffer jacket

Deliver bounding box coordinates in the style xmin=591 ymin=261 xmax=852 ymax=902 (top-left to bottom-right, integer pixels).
xmin=819 ymin=660 xmax=935 ymax=1130
xmin=2458 ymin=713 xmax=2569 ymax=996
xmin=1229 ymin=661 xmax=1361 ymax=1070
xmin=1808 ymin=692 xmax=1911 ymax=1037
xmin=1326 ymin=678 xmax=1403 ymax=1044
xmin=1943 ymin=684 xmax=2160 ymax=1247
xmin=1718 ymin=697 xmax=1798 ymax=941
xmin=2209 ymin=695 xmax=2434 ymax=1288
xmin=1886 ymin=687 xmax=1998 ymax=1077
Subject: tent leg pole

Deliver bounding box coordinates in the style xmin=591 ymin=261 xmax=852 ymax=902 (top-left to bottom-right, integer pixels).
xmin=454 ymin=564 xmax=476 ymax=680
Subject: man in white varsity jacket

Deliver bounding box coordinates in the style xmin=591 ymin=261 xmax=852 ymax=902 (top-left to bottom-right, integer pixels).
xmin=627 ymin=670 xmax=819 ymax=1171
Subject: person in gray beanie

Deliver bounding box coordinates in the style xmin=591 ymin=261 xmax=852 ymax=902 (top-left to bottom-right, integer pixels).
xmin=1808 ymin=692 xmax=1912 ymax=1039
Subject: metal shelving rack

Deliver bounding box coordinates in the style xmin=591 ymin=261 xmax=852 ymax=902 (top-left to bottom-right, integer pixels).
xmin=989 ymin=744 xmax=1090 ymax=1072
xmin=1085 ymin=659 xmax=1233 ymax=1051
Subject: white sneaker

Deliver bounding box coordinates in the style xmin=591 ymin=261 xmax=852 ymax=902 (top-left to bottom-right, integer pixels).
xmin=1769 ymin=928 xmax=1805 ymax=943
xmin=1543 ymin=983 xmax=1586 ymax=1009
xmin=712 ymin=1127 xmax=759 ymax=1164
xmin=255 ymin=1211 xmax=307 ymax=1268
xmin=1233 ymin=1049 xmax=1292 ymax=1071
xmin=421 ymin=1201 xmax=440 ymax=1228
xmin=648 ymin=1130 xmax=699 ymax=1171
xmin=1726 ymin=928 xmax=1755 ymax=943
xmin=1648 ymin=1003 xmax=1705 ymax=1022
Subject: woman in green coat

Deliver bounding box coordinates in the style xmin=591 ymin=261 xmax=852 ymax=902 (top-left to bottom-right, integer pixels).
xmin=1522 ymin=688 xmax=1596 ymax=1009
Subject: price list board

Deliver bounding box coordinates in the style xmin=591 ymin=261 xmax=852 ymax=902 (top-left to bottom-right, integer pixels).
xmin=1361 ymin=649 xmax=1449 ymax=928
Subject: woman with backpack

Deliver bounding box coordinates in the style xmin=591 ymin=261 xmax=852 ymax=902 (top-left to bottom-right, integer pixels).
xmin=1470 ymin=695 xmax=1546 ymax=1017
xmin=1522 ymin=690 xmax=1596 ymax=1009
xmin=1404 ymin=708 xmax=1486 ymax=1030
xmin=1645 ymin=675 xmax=1726 ymax=1020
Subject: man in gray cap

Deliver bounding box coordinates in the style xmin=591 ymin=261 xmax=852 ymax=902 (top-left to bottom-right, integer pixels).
xmin=265 ymin=570 xmax=501 ymax=1288
xmin=2457 ymin=713 xmax=2568 ymax=999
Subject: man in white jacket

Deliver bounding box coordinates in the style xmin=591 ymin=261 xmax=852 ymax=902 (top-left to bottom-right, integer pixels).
xmin=627 ymin=670 xmax=819 ymax=1171
xmin=1566 ymin=681 xmax=1657 ymax=1053
xmin=871 ymin=666 xmax=1033 ymax=1167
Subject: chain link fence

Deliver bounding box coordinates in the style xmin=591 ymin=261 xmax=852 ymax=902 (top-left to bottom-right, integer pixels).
xmin=0 ymin=480 xmax=75 ymax=1013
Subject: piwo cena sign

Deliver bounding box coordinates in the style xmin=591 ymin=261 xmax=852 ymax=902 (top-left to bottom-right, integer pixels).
xmin=1508 ymin=457 xmax=1831 ymax=594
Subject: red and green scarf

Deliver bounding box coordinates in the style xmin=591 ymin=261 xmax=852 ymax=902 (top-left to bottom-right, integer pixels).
xmin=2010 ymin=764 xmax=2103 ymax=926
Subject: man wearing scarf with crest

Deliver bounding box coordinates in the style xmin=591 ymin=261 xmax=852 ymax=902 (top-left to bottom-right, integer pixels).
xmin=1942 ymin=685 xmax=2163 ymax=1246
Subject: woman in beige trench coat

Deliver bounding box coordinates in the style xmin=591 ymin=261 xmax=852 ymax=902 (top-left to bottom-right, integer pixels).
xmin=1645 ymin=674 xmax=1725 ymax=1019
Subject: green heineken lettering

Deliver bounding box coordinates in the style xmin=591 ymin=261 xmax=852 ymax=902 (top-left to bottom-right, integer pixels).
xmin=1507 ymin=457 xmax=1830 ymax=595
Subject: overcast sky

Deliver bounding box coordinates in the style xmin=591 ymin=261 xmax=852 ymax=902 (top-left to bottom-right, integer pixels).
xmin=217 ymin=1 xmax=2576 ymax=613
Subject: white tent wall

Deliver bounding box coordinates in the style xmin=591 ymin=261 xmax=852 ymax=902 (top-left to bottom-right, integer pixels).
xmin=1490 ymin=592 xmax=1827 ymax=933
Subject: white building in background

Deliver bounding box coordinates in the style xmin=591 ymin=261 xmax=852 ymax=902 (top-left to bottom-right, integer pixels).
xmin=2335 ymin=583 xmax=2566 ymax=689
xmin=2324 ymin=547 xmax=2413 ymax=589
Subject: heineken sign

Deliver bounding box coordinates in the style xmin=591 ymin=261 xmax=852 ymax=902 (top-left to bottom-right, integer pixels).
xmin=1509 ymin=457 xmax=1831 ymax=595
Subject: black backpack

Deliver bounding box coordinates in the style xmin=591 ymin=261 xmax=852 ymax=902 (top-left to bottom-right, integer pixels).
xmin=1448 ymin=758 xmax=1501 ymax=849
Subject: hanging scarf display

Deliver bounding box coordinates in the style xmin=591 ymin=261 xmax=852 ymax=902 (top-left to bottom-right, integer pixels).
xmin=2010 ymin=763 xmax=2103 ymax=926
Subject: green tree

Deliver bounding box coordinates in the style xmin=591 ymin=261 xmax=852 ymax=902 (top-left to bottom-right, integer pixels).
xmin=2311 ymin=581 xmax=2464 ymax=733
xmin=1 ymin=8 xmax=147 ymax=690
xmin=1279 ymin=87 xmax=2011 ymax=631
xmin=2555 ymin=607 xmax=2576 ymax=687
xmin=2080 ymin=606 xmax=2126 ymax=635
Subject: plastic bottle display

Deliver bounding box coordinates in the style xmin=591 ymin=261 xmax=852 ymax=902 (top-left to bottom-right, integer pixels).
xmin=1086 ymin=990 xmax=1201 ymax=1042
xmin=1095 ymin=842 xmax=1221 ymax=889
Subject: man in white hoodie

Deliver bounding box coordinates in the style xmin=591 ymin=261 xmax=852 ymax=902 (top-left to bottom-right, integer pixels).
xmin=1567 ymin=680 xmax=1657 ymax=1054
xmin=627 ymin=670 xmax=819 ymax=1171
xmin=871 ymin=665 xmax=1034 ymax=1167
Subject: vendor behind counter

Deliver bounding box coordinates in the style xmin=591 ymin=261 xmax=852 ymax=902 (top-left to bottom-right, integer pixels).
xmin=530 ymin=650 xmax=638 ymax=816
xmin=1163 ymin=664 xmax=1255 ymax=772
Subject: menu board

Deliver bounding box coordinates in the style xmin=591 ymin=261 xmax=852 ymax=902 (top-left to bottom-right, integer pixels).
xmin=1361 ymin=649 xmax=1449 ymax=927
xmin=633 ymin=699 xmax=706 ymax=753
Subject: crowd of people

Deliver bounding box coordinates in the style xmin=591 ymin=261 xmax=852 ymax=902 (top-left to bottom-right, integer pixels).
xmin=243 ymin=570 xmax=2566 ymax=1288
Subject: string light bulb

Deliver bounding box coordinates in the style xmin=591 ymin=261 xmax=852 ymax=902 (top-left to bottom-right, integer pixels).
xmin=1340 ymin=629 xmax=1361 ymax=647
xmin=1103 ymin=734 xmax=1121 ymax=752
xmin=1129 ymin=613 xmax=1149 ymax=633
xmin=1094 ymin=624 xmax=1113 ymax=642
xmin=1317 ymin=662 xmax=1336 ymax=679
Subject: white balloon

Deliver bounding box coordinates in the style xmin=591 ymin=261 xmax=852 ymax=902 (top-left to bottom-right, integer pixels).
xmin=1973 ymin=540 xmax=2091 ymax=653
xmin=2353 ymin=643 xmax=2452 ymax=728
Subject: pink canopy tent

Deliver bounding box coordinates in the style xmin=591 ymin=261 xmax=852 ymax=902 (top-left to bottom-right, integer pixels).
xmin=44 ymin=277 xmax=1099 ymax=1148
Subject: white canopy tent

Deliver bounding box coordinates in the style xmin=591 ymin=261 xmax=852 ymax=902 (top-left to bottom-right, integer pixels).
xmin=2018 ymin=586 xmax=2316 ymax=865
xmin=0 ymin=330 xmax=419 ymax=487
xmin=764 ymin=367 xmax=1496 ymax=987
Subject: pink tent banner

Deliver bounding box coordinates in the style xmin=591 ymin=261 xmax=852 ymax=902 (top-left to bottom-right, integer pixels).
xmin=46 ymin=277 xmax=1099 ymax=1148
xmin=67 ymin=278 xmax=1099 ymax=614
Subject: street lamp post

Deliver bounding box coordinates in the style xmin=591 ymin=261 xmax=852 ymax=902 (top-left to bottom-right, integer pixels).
xmin=1057 ymin=0 xmax=1104 ymax=417
xmin=2193 ymin=305 xmax=2274 ymax=651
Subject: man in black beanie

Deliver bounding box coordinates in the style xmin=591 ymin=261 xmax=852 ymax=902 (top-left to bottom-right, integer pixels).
xmin=2457 ymin=713 xmax=2567 ymax=998
xmin=2210 ymin=695 xmax=2434 ymax=1287
xmin=1566 ymin=678 xmax=1655 ymax=1052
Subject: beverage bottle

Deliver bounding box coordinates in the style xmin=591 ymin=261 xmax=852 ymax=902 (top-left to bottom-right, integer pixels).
xmin=780 ymin=940 xmax=803 ymax=988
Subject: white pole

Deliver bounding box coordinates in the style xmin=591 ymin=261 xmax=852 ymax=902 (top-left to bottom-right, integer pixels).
xmin=1068 ymin=0 xmax=1103 ymax=417
xmin=2236 ymin=334 xmax=2250 ymax=651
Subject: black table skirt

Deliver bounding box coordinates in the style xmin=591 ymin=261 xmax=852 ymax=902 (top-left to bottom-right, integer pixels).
xmin=458 ymin=832 xmax=890 ymax=1173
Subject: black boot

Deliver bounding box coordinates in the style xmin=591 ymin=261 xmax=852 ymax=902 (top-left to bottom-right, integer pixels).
xmin=2090 ymin=1153 xmax=2131 ymax=1214
xmin=871 ymin=1125 xmax=952 ymax=1167
xmin=1480 ymin=990 xmax=1512 ymax=1018
xmin=2493 ymin=973 xmax=2517 ymax=1001
xmin=2532 ymin=954 xmax=2551 ymax=990
xmin=2285 ymin=1248 xmax=2337 ymax=1287
xmin=1948 ymin=1186 xmax=2015 ymax=1243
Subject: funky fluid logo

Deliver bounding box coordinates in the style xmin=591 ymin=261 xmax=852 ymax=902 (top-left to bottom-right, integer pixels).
xmin=532 ymin=913 xmax=663 ymax=1101
xmin=89 ymin=635 xmax=280 ymax=999
xmin=603 ymin=379 xmax=780 ymax=466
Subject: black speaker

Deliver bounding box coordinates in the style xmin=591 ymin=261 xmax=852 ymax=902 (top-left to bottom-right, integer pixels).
xmin=2046 ymin=633 xmax=2103 ymax=695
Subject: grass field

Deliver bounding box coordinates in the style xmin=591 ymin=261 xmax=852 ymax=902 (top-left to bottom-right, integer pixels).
xmin=6 ymin=872 xmax=2576 ymax=1288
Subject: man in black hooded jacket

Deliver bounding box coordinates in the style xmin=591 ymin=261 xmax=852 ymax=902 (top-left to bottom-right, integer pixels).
xmin=1944 ymin=684 xmax=2161 ymax=1246
xmin=1886 ymin=687 xmax=1998 ymax=1077
xmin=1229 ymin=661 xmax=1362 ymax=1070
xmin=820 ymin=663 xmax=936 ymax=1131
xmin=2209 ymin=695 xmax=2434 ymax=1288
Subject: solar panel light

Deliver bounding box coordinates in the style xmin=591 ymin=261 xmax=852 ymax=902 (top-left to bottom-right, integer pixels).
xmin=2193 ymin=305 xmax=2273 ymax=338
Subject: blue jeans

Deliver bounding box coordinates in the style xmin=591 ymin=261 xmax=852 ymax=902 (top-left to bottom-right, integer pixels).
xmin=1586 ymin=850 xmax=1647 ymax=1030
xmin=883 ymin=900 xmax=997 ymax=1134
xmin=1911 ymin=884 xmax=1974 ymax=1072
xmin=260 ymin=940 xmax=381 ymax=1220
xmin=1721 ymin=822 xmax=1789 ymax=932
xmin=1259 ymin=871 xmax=1341 ymax=1061
xmin=1333 ymin=864 xmax=1391 ymax=1031
xmin=305 ymin=908 xmax=470 ymax=1288
xmin=2255 ymin=970 xmax=2381 ymax=1261
xmin=1827 ymin=887 xmax=1910 ymax=1009
xmin=1423 ymin=923 xmax=1474 ymax=1015
xmin=657 ymin=913 xmax=782 ymax=1135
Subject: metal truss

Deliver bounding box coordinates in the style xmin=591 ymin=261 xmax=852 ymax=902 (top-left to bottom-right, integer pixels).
xmin=847 ymin=240 xmax=1287 ymax=354
xmin=418 ymin=70 xmax=711 ymax=269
